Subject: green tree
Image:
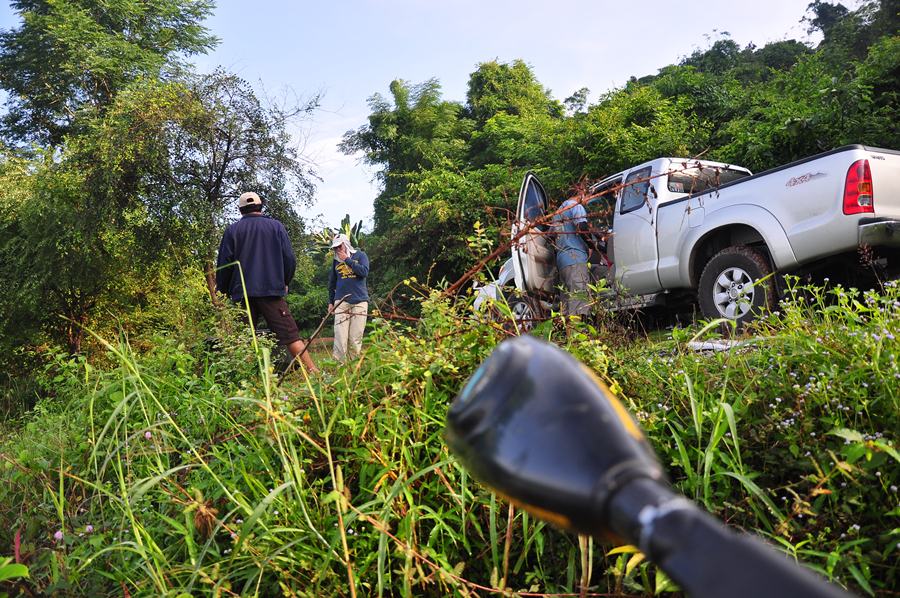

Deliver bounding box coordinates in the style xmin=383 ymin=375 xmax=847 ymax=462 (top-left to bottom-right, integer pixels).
xmin=803 ymin=0 xmax=851 ymax=39
xmin=563 ymin=87 xmax=590 ymax=115
xmin=52 ymin=72 xmax=320 ymax=304
xmin=465 ymin=60 xmax=563 ymax=167
xmin=465 ymin=59 xmax=562 ymax=126
xmin=340 ymin=78 xmax=470 ymax=232
xmin=340 ymin=64 xmax=565 ymax=294
xmin=718 ymin=14 xmax=899 ymax=171
xmin=567 ymin=84 xmax=709 ymax=179
xmin=0 ymin=71 xmax=320 ymax=354
xmin=165 ymin=71 xmax=319 ymax=301
xmin=0 ymin=150 xmax=147 ymax=353
xmin=751 ymin=40 xmax=812 ymax=72
xmin=0 ymin=0 xmax=216 ymax=145
xmin=0 ymin=80 xmax=199 ymax=354
xmin=682 ymin=38 xmax=742 ymax=75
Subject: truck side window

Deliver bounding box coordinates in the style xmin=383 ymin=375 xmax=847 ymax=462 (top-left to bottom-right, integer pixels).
xmin=620 ymin=167 xmax=652 ymax=214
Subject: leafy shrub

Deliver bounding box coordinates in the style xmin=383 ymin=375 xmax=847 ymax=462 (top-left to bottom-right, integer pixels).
xmin=0 ymin=281 xmax=896 ymax=596
xmin=608 ymin=279 xmax=899 ymax=594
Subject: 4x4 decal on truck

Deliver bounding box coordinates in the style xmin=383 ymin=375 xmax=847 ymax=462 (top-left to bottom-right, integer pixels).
xmin=785 ymin=172 xmax=826 ymax=187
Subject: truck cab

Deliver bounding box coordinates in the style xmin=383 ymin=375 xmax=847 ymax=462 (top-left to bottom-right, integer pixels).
xmin=513 ymin=160 xmax=751 ymax=301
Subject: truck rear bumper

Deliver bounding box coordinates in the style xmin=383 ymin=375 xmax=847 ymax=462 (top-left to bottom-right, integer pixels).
xmin=859 ymin=219 xmax=900 ymax=247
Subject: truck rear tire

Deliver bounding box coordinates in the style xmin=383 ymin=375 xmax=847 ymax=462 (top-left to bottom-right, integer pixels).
xmin=698 ymin=246 xmax=775 ymax=326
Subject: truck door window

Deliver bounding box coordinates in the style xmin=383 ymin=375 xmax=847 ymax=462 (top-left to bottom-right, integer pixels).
xmin=620 ymin=167 xmax=652 ymax=214
xmin=588 ymin=178 xmax=620 ymax=229
xmin=523 ymin=179 xmax=547 ymax=229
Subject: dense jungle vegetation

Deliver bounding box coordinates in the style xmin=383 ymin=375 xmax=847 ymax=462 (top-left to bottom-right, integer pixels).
xmin=0 ymin=0 xmax=897 ymax=596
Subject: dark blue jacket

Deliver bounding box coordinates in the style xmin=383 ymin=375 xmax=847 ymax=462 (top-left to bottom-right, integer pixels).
xmin=216 ymin=214 xmax=296 ymax=301
xmin=328 ymin=251 xmax=369 ymax=305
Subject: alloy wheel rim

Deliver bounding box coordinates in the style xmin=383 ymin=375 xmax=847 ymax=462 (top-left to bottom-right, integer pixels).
xmin=511 ymin=300 xmax=535 ymax=331
xmin=712 ymin=267 xmax=755 ymax=319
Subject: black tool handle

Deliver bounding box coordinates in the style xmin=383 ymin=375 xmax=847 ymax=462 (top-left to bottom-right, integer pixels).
xmin=607 ymin=478 xmax=853 ymax=598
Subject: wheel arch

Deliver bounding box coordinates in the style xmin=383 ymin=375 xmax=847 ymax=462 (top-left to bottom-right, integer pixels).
xmin=689 ymin=224 xmax=772 ymax=288
xmin=697 ymin=244 xmax=777 ymax=324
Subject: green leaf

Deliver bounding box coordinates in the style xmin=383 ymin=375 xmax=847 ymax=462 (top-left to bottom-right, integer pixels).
xmin=322 ymin=490 xmax=342 ymax=505
xmin=722 ymin=471 xmax=785 ymax=521
xmin=831 ymin=428 xmax=864 ymax=443
xmin=231 ymin=481 xmax=292 ymax=560
xmin=655 ymin=568 xmax=678 ymax=593
xmin=846 ymin=564 xmax=874 ymax=596
xmin=0 ymin=562 xmax=29 ymax=583
xmin=874 ymin=440 xmax=900 ymax=463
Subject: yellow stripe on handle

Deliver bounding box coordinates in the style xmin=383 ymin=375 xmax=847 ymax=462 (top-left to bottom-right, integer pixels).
xmin=494 ymin=489 xmax=572 ymax=530
xmin=580 ymin=365 xmax=643 ymax=441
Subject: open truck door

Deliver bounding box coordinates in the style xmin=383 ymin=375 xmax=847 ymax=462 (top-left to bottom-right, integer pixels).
xmin=512 ymin=172 xmax=557 ymax=294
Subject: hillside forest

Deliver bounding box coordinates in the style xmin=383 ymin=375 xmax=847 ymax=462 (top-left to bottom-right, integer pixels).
xmin=0 ymin=0 xmax=898 ymax=596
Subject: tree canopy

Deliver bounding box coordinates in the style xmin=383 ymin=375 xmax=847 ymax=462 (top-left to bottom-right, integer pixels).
xmin=0 ymin=0 xmax=217 ymax=145
xmin=341 ymin=0 xmax=899 ymax=296
xmin=1 ymin=0 xmax=898 ymax=352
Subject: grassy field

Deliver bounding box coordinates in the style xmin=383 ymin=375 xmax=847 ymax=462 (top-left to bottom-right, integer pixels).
xmin=0 ymin=279 xmax=897 ymax=596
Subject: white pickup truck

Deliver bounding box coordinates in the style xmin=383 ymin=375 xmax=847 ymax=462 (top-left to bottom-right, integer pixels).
xmin=508 ymin=144 xmax=900 ymax=324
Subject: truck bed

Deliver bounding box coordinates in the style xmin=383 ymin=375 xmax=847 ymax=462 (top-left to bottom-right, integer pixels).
xmin=656 ymin=145 xmax=900 ymax=274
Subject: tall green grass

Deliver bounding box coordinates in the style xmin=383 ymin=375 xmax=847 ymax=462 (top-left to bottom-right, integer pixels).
xmin=0 ymin=279 xmax=897 ymax=596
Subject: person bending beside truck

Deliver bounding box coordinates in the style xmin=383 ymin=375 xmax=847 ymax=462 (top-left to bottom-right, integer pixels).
xmin=216 ymin=191 xmax=318 ymax=374
xmin=328 ymin=234 xmax=370 ymax=362
xmin=551 ymin=195 xmax=605 ymax=317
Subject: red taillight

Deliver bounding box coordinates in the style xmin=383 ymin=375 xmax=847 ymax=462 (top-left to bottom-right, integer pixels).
xmin=843 ymin=159 xmax=874 ymax=215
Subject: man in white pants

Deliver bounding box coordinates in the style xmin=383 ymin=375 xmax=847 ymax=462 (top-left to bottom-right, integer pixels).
xmin=328 ymin=234 xmax=370 ymax=361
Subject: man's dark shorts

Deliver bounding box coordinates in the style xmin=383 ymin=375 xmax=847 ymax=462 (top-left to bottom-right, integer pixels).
xmin=246 ymin=296 xmax=300 ymax=346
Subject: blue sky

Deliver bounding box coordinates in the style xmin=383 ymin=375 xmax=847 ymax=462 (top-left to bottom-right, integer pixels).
xmin=1 ymin=0 xmax=838 ymax=227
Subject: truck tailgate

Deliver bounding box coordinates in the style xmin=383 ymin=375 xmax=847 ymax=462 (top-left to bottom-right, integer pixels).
xmin=868 ymin=146 xmax=900 ymax=219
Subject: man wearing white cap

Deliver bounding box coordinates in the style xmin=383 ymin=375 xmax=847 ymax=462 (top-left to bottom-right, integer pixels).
xmin=216 ymin=191 xmax=318 ymax=373
xmin=328 ymin=233 xmax=369 ymax=361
